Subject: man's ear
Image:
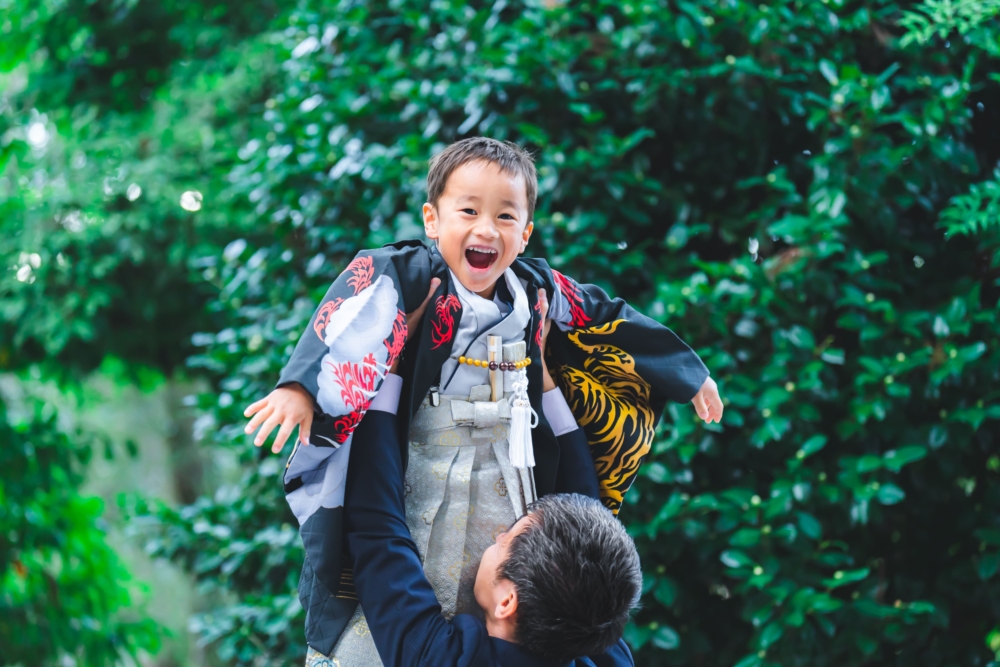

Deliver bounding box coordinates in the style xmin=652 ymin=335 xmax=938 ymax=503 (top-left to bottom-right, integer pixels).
xmin=519 ymin=221 xmax=534 ymax=253
xmin=493 ymin=579 xmax=519 ymax=620
xmin=423 ymin=202 xmax=439 ymax=240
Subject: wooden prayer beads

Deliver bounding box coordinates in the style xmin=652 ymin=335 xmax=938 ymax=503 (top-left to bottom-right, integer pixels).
xmin=456 ymin=356 xmax=531 ymax=370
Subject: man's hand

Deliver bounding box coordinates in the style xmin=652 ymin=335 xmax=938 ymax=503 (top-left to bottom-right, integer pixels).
xmin=244 ymin=383 xmax=315 ymax=454
xmin=537 ymin=288 xmax=556 ymax=392
xmin=390 ymin=277 xmax=440 ymax=374
xmin=691 ymin=376 xmax=723 ymax=424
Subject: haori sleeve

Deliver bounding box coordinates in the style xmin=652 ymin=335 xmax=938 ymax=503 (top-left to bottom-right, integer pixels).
xmin=543 ymin=267 xmax=710 ymax=514
xmin=277 ymin=242 xmax=431 ymax=447
xmin=548 ymin=268 xmax=709 ymax=405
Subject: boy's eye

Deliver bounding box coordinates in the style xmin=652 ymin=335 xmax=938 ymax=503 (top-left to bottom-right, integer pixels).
xmin=461 ymin=208 xmax=477 ymax=215
xmin=499 ymin=213 xmax=516 ymax=221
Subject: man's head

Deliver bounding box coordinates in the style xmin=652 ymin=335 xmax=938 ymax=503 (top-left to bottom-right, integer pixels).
xmin=422 ymin=137 xmax=537 ymax=299
xmin=474 ymin=493 xmax=642 ymax=662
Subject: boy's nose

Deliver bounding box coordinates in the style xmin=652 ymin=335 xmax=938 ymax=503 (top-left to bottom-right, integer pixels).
xmin=471 ymin=217 xmax=500 ymax=239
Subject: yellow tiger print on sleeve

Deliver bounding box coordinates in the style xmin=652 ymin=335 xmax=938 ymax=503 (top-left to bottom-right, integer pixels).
xmin=555 ymin=319 xmax=655 ymax=515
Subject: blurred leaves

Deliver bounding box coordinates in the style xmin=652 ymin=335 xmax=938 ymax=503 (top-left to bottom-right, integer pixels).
xmin=0 ymin=399 xmax=160 ymax=665
xmin=0 ymin=0 xmax=283 ymax=378
xmin=900 ymin=0 xmax=1000 ymax=47
xmin=940 ymin=168 xmax=1000 ymax=237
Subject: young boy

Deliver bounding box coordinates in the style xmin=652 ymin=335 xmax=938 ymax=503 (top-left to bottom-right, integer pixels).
xmin=244 ymin=138 xmax=722 ymax=665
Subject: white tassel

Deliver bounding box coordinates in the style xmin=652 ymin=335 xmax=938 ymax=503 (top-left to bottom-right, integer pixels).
xmin=508 ymin=369 xmax=537 ymax=469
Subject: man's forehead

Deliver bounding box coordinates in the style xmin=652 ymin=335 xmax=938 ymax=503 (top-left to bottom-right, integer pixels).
xmin=509 ymin=512 xmax=536 ymax=536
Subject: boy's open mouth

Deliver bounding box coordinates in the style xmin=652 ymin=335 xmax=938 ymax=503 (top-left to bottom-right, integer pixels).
xmin=465 ymin=247 xmax=498 ymax=270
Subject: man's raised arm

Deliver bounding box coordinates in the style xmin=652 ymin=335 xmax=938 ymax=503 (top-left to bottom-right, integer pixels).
xmin=343 ymin=383 xmax=492 ymax=667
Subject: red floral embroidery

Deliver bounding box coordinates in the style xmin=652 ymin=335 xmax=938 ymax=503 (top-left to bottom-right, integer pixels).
xmin=552 ymin=270 xmax=591 ymax=328
xmin=384 ymin=308 xmax=408 ymax=369
xmin=325 ymin=352 xmax=381 ymax=444
xmin=328 ymin=353 xmax=380 ymax=411
xmin=313 ymin=297 xmax=345 ymax=341
xmin=345 ymin=256 xmax=375 ymax=295
xmin=330 ymin=411 xmax=364 ymax=445
xmin=431 ymin=294 xmax=461 ymax=350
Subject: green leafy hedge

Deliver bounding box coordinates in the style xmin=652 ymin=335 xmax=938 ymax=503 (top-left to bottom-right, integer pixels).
xmin=4 ymin=0 xmax=1000 ymax=665
xmin=0 ymin=400 xmax=159 ymax=664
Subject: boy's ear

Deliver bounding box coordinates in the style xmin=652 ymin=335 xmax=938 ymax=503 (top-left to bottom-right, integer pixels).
xmin=519 ymin=221 xmax=534 ymax=254
xmin=422 ymin=202 xmax=439 ymax=240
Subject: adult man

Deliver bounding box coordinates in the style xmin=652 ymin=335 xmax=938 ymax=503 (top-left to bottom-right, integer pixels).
xmin=337 ymin=380 xmax=642 ymax=666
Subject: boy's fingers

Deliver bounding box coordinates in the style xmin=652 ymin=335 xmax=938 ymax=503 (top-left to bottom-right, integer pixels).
xmin=245 ymin=405 xmax=274 ymax=434
xmin=254 ymin=413 xmax=282 ymax=447
xmin=299 ymin=412 xmax=313 ymax=445
xmin=244 ymin=398 xmax=267 ymax=418
xmin=271 ymin=420 xmax=296 ymax=454
xmin=692 ymin=392 xmax=709 ymax=420
xmin=706 ymin=384 xmax=724 ymax=423
xmin=711 ymin=393 xmax=724 ymax=423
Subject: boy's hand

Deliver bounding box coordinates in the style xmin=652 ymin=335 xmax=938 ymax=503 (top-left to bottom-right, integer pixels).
xmin=244 ymin=383 xmax=315 ymax=454
xmin=692 ymin=377 xmax=723 ymax=424
xmin=537 ymin=288 xmax=556 ymax=392
xmin=245 ymin=277 xmax=442 ymax=455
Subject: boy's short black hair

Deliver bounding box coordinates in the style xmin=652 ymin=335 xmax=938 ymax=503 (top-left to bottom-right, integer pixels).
xmin=426 ymin=137 xmax=538 ymax=221
xmin=497 ymin=493 xmax=642 ymax=662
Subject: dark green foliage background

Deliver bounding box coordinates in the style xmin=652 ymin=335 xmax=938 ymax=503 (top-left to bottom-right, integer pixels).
xmin=0 ymin=398 xmax=160 ymax=664
xmin=3 ymin=0 xmax=1000 ymax=665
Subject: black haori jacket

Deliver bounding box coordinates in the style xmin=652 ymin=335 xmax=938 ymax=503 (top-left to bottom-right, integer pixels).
xmin=277 ymin=240 xmax=709 ymax=655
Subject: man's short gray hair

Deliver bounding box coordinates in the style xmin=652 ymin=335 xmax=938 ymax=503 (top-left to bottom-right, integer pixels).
xmin=498 ymin=493 xmax=642 ymax=662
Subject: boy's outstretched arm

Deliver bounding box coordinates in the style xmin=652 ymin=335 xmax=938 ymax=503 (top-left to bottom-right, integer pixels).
xmin=545 ymin=270 xmax=723 ymax=424
xmin=243 ymin=276 xmax=440 ymax=454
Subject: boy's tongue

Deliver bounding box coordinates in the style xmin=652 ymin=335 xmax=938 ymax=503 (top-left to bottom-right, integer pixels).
xmin=465 ymin=247 xmax=496 ymax=270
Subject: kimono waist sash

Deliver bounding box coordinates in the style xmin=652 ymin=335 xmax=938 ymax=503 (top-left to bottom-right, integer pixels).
xmin=318 ymin=386 xmax=536 ymax=665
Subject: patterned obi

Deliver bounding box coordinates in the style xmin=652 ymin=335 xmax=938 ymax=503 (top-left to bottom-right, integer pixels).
xmin=309 ymin=385 xmax=537 ymax=666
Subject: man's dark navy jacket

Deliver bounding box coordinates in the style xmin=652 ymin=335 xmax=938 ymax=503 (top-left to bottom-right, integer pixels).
xmin=343 ymin=408 xmax=635 ymax=667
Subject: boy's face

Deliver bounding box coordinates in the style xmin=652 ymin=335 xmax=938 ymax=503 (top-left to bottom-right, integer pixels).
xmin=423 ymin=160 xmax=533 ymax=300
